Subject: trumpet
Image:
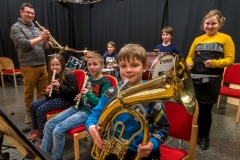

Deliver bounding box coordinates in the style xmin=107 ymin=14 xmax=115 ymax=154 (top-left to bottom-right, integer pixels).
xmin=49 ymin=69 xmax=56 ymax=97
xmin=35 ymin=21 xmax=66 ymax=53
xmin=75 ymin=76 xmax=89 ymax=108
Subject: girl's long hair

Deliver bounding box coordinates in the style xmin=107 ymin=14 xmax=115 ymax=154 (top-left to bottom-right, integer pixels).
xmin=47 ymin=54 xmax=66 ymax=85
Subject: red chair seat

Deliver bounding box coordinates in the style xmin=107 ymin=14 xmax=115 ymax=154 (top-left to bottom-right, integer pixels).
xmin=67 ymin=125 xmax=86 ymax=137
xmin=2 ymin=69 xmax=21 ymax=74
xmin=220 ymin=86 xmax=240 ymax=97
xmin=45 ymin=108 xmax=68 ymax=116
xmin=160 ymin=144 xmax=187 ymax=160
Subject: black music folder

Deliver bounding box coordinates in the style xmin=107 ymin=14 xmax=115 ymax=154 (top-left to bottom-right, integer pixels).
xmin=0 ymin=109 xmax=53 ymax=160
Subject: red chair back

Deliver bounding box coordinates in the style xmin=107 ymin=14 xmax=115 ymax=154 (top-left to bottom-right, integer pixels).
xmin=224 ymin=64 xmax=240 ymax=84
xmin=72 ymin=70 xmax=86 ymax=92
xmin=104 ymin=75 xmax=118 ymax=86
xmin=164 ymin=101 xmax=193 ymax=141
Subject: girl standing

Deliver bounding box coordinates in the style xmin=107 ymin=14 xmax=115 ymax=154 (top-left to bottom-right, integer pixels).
xmin=186 ymin=10 xmax=235 ymax=150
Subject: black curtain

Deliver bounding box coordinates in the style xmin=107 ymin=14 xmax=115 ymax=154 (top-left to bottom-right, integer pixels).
xmin=0 ymin=0 xmax=91 ymax=67
xmin=90 ymin=0 xmax=165 ymax=54
xmin=167 ymin=0 xmax=240 ymax=60
xmin=0 ymin=0 xmax=240 ymax=68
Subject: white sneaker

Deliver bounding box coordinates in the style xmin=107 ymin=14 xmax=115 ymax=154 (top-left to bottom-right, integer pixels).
xmin=25 ymin=113 xmax=32 ymax=124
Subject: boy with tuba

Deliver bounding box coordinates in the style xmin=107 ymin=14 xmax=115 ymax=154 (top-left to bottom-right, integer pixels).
xmin=82 ymin=44 xmax=170 ymax=160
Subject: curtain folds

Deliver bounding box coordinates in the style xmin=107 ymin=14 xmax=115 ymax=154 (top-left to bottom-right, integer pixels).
xmin=55 ymin=0 xmax=102 ymax=4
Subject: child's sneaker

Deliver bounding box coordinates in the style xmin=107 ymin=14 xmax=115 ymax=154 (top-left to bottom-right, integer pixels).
xmin=35 ymin=138 xmax=42 ymax=149
xmin=28 ymin=130 xmax=39 ymax=142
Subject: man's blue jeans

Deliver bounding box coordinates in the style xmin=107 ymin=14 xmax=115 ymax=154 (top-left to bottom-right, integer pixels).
xmin=41 ymin=107 xmax=88 ymax=160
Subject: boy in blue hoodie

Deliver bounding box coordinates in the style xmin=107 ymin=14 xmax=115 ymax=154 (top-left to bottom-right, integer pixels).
xmin=103 ymin=41 xmax=118 ymax=68
xmin=82 ymin=44 xmax=170 ymax=160
xmin=103 ymin=41 xmax=119 ymax=78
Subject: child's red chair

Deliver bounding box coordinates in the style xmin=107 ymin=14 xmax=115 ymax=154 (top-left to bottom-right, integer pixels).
xmin=104 ymin=74 xmax=118 ymax=86
xmin=0 ymin=57 xmax=21 ymax=87
xmin=46 ymin=69 xmax=86 ymax=120
xmin=216 ymin=63 xmax=240 ymax=122
xmin=68 ymin=75 xmax=118 ymax=160
xmin=160 ymin=100 xmax=199 ymax=160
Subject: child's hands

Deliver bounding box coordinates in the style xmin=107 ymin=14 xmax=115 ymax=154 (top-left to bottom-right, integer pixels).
xmin=137 ymin=140 xmax=153 ymax=158
xmin=203 ymin=60 xmax=212 ymax=68
xmin=81 ymin=88 xmax=89 ymax=94
xmin=51 ymin=79 xmax=60 ymax=89
xmin=107 ymin=65 xmax=113 ymax=69
xmin=74 ymin=93 xmax=82 ymax=101
xmin=46 ymin=84 xmax=52 ymax=94
xmin=187 ymin=63 xmax=194 ymax=70
xmin=88 ymin=125 xmax=104 ymax=149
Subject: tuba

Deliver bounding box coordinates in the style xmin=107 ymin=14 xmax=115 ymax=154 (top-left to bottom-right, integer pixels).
xmin=91 ymin=55 xmax=196 ymax=160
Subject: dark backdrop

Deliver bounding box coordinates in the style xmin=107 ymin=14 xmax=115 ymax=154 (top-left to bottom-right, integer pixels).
xmin=0 ymin=0 xmax=239 ymax=68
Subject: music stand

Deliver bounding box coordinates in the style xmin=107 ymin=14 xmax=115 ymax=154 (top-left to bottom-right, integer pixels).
xmin=0 ymin=109 xmax=53 ymax=160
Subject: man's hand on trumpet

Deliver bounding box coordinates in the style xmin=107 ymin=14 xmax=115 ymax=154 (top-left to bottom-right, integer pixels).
xmin=40 ymin=29 xmax=50 ymax=42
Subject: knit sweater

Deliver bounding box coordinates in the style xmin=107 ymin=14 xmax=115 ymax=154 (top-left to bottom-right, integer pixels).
xmin=10 ymin=18 xmax=46 ymax=67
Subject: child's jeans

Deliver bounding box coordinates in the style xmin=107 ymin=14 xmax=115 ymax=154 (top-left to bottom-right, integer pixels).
xmin=41 ymin=107 xmax=88 ymax=160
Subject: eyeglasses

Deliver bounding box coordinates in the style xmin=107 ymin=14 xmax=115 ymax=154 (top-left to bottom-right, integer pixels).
xmin=23 ymin=11 xmax=35 ymax=15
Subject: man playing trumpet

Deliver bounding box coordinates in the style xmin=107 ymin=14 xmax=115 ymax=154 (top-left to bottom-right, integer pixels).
xmin=10 ymin=3 xmax=50 ymax=124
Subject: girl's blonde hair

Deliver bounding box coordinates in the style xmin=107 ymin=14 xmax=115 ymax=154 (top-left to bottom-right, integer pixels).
xmin=201 ymin=9 xmax=226 ymax=29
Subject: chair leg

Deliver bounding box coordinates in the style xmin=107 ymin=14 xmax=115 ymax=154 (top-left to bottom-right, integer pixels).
xmin=1 ymin=73 xmax=4 ymax=87
xmin=236 ymin=100 xmax=240 ymax=123
xmin=13 ymin=74 xmax=17 ymax=87
xmin=217 ymin=95 xmax=221 ymax=108
xmin=74 ymin=134 xmax=80 ymax=160
xmin=178 ymin=139 xmax=183 ymax=149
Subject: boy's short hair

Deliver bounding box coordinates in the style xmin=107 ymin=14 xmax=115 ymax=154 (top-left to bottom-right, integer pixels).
xmin=161 ymin=26 xmax=174 ymax=36
xmin=118 ymin=44 xmax=146 ymax=65
xmin=107 ymin=41 xmax=116 ymax=48
xmin=87 ymin=53 xmax=104 ymax=65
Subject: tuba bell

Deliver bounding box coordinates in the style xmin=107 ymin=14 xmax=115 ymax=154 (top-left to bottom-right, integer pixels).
xmin=91 ymin=55 xmax=196 ymax=160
